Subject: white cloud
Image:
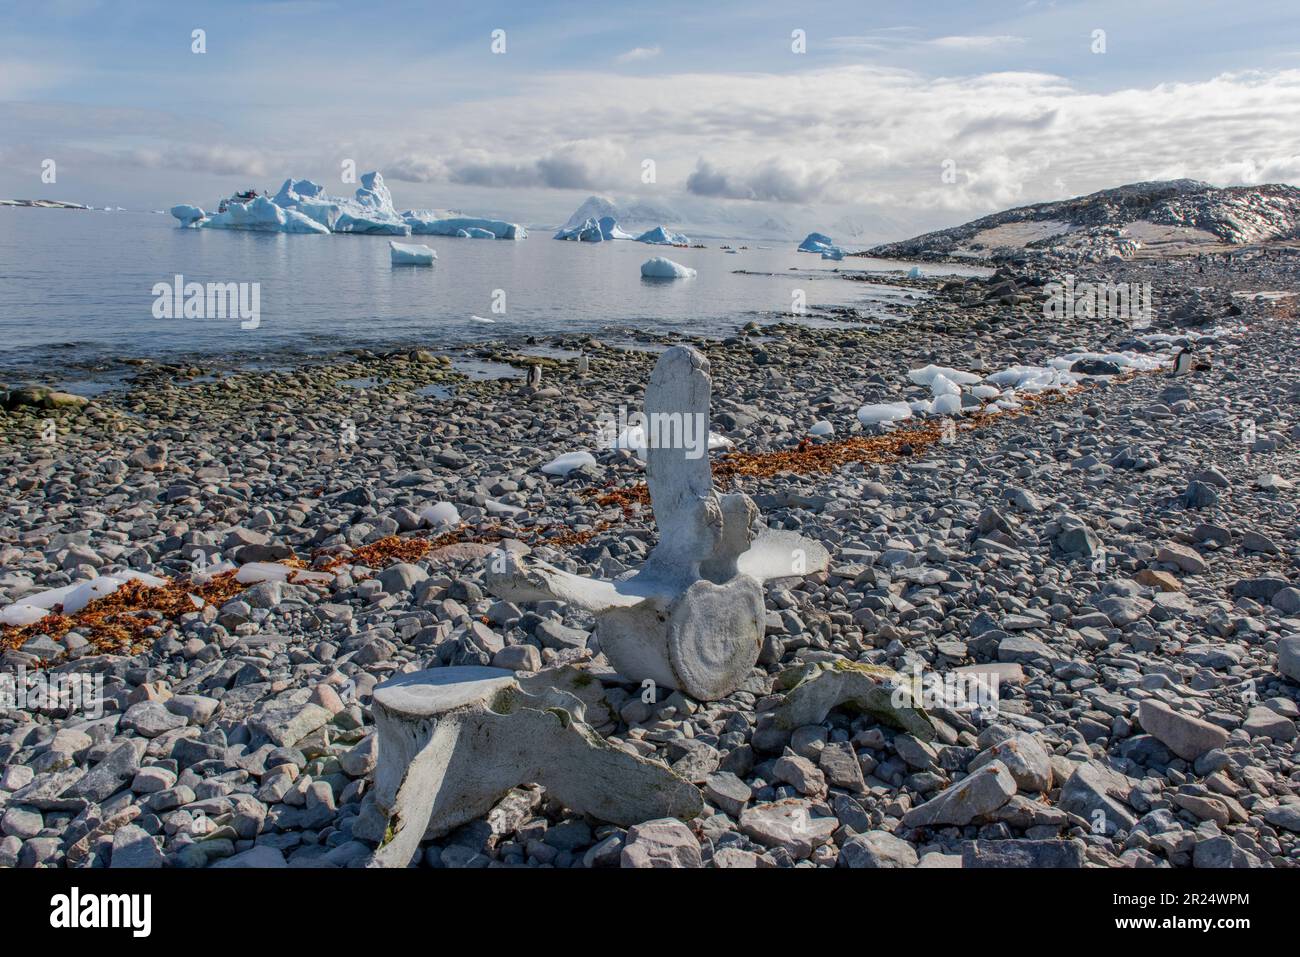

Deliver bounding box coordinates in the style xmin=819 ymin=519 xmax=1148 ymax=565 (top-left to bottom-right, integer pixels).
xmin=616 ymin=46 xmax=661 ymax=63
xmin=928 ymin=35 xmax=1027 ymax=50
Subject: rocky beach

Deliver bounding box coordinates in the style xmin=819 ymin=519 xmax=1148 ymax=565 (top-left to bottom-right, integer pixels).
xmin=2 ymin=242 xmax=1298 ymax=870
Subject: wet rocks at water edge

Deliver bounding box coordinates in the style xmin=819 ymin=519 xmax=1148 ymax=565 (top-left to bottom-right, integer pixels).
xmin=0 ymin=246 xmax=1298 ymax=869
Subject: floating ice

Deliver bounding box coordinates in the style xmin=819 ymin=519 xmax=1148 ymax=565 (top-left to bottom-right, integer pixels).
xmin=641 ymin=257 xmax=696 ymax=279
xmin=821 ymin=246 xmax=845 ymax=261
xmin=406 ymin=214 xmax=526 ymax=239
xmin=798 ymin=232 xmax=835 ymax=253
xmin=635 ymin=225 xmax=690 ymax=246
xmin=541 ymin=451 xmax=597 ymax=476
xmin=173 ymin=171 xmax=523 ymax=238
xmin=554 ymin=218 xmax=605 ymax=242
xmin=390 ymin=241 xmax=437 ymax=266
xmin=907 ymin=266 xmax=923 ymax=278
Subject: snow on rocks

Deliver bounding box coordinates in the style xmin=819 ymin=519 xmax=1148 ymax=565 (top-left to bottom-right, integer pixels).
xmin=389 ymin=241 xmax=437 ymax=266
xmin=640 ymin=257 xmax=696 ymax=279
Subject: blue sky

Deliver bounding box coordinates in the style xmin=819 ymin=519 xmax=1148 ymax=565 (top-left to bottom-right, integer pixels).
xmin=3 ymin=0 xmax=1299 ymax=238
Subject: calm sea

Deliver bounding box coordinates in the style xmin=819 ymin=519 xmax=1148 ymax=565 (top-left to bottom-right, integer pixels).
xmin=0 ymin=207 xmax=988 ymax=389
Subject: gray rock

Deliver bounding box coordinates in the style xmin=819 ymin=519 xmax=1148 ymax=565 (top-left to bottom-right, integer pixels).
xmin=1138 ymin=700 xmax=1229 ymax=760
xmin=838 ymin=830 xmax=918 ymax=868
xmin=902 ymin=761 xmax=1017 ymax=827
xmin=619 ymin=818 xmax=702 ymax=868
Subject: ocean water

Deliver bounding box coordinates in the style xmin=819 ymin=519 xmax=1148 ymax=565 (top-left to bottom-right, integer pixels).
xmin=0 ymin=207 xmax=988 ymax=381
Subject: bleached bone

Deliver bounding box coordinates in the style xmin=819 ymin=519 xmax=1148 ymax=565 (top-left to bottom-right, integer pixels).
xmin=486 ymin=345 xmax=829 ymax=701
xmin=772 ymin=660 xmax=936 ymax=741
xmin=363 ymin=666 xmax=702 ymax=867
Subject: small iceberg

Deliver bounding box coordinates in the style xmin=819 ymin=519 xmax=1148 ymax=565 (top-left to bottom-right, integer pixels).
xmin=635 ymin=225 xmax=690 ymax=246
xmin=808 ymin=420 xmax=834 ymax=437
xmin=821 ymin=246 xmax=845 ymax=261
xmin=857 ymin=402 xmax=913 ymax=426
xmin=554 ymin=218 xmax=605 ymax=242
xmin=542 ymin=451 xmax=597 ymax=476
xmin=798 ymin=232 xmax=836 ymax=254
xmin=390 ymin=241 xmax=437 ymax=266
xmin=641 ymin=257 xmax=696 ymax=279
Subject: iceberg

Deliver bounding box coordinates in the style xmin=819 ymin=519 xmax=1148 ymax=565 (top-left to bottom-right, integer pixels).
xmin=405 ymin=213 xmax=527 ymax=240
xmin=390 ymin=241 xmax=437 ymax=265
xmin=170 ymin=204 xmax=205 ymax=226
xmin=641 ymin=257 xmax=696 ymax=279
xmin=554 ymin=217 xmax=605 ymax=242
xmin=172 ymin=170 xmax=525 ymax=239
xmin=201 ymin=195 xmax=331 ymax=234
xmin=821 ymin=246 xmax=845 ymax=261
xmin=798 ymin=232 xmax=836 ymax=253
xmin=600 ymin=215 xmax=635 ymax=240
xmin=635 ymin=225 xmax=690 ymax=246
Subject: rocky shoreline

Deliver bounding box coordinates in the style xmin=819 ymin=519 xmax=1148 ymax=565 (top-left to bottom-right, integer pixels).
xmin=1 ymin=248 xmax=1297 ymax=869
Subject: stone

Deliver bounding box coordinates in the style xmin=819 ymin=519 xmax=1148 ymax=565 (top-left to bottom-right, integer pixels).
xmin=704 ymin=772 xmax=752 ymax=817
xmin=738 ymin=800 xmax=838 ymax=860
xmin=1242 ymin=706 xmax=1296 ymax=741
xmin=968 ymin=733 xmax=1052 ymax=792
xmin=962 ymin=839 xmax=1085 ymax=868
xmin=1279 ymin=634 xmax=1300 ymax=684
xmin=1058 ymin=761 xmax=1138 ymax=834
xmin=121 ymin=700 xmax=187 ymax=738
xmin=1138 ymin=700 xmax=1229 ymax=760
xmin=251 ymin=702 xmax=333 ymax=748
xmin=838 ymin=831 xmax=918 ymax=868
xmin=619 ymin=818 xmax=702 ymax=868
xmin=110 ymin=825 xmax=165 ymax=868
xmin=901 ymin=761 xmax=1017 ymax=827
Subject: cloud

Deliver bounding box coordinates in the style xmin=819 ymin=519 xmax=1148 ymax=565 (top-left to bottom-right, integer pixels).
xmin=686 ymin=156 xmax=842 ymax=202
xmin=442 ymin=140 xmax=628 ymax=190
xmin=616 ymin=46 xmax=661 ymax=63
xmin=928 ymin=35 xmax=1027 ymax=50
xmin=130 ymin=146 xmax=273 ymax=178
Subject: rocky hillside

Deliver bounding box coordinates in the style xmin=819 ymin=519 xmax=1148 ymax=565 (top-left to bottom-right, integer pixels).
xmin=870 ymin=180 xmax=1300 ymax=261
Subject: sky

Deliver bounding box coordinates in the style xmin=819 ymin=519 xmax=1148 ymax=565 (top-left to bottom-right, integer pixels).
xmin=2 ymin=0 xmax=1299 ymax=240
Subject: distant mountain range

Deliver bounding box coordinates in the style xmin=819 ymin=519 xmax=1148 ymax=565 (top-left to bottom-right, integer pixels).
xmin=557 ymin=194 xmax=797 ymax=242
xmin=868 ymin=180 xmax=1300 ymax=260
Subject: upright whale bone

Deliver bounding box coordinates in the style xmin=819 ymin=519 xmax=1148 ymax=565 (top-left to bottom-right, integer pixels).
xmin=486 ymin=345 xmax=830 ymax=700
xmin=361 ymin=666 xmax=702 ymax=867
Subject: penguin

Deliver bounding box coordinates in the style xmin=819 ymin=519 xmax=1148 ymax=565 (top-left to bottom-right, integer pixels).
xmin=1171 ymin=348 xmax=1193 ymax=376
